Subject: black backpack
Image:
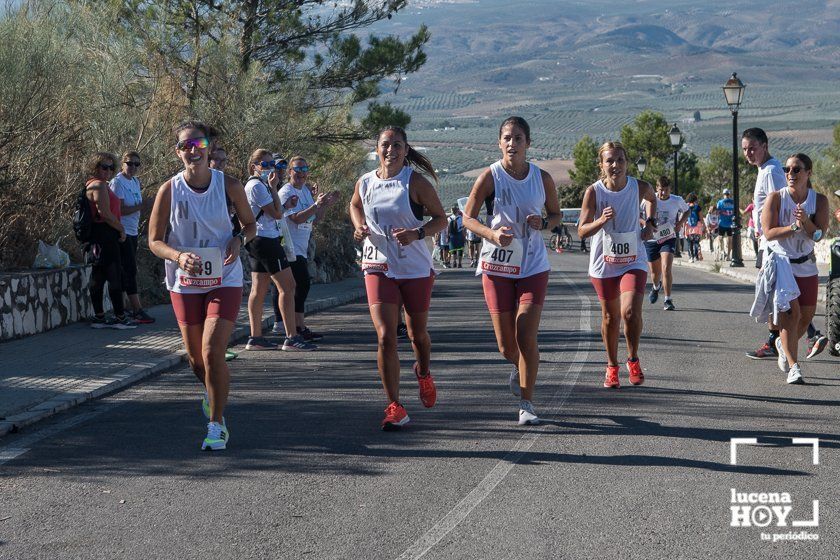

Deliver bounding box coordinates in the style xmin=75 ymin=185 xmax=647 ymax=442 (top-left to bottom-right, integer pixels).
xmin=72 ymin=183 xmax=93 ymax=243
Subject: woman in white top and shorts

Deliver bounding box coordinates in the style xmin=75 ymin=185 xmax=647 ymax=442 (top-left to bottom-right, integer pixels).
xmin=243 ymin=149 xmax=314 ymax=351
xmin=761 ymin=153 xmax=829 ymax=384
xmin=148 ymin=121 xmax=256 ymax=451
xmin=578 ymin=141 xmax=657 ymax=389
xmin=463 ymin=117 xmax=561 ymax=426
xmin=350 ymin=126 xmax=448 ymax=431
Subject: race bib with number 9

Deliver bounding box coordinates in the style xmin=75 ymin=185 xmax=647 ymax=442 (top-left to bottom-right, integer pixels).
xmin=602 ymin=231 xmax=637 ymax=264
xmin=361 ymin=237 xmax=388 ymax=272
xmin=479 ymin=237 xmax=524 ymax=275
xmin=177 ymin=247 xmax=223 ymax=288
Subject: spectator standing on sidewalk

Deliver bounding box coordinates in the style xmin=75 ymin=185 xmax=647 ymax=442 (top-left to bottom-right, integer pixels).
xmin=243 ymin=150 xmax=313 ymax=352
xmin=278 ymin=156 xmax=339 ymax=342
xmin=683 ymin=193 xmax=705 ymax=262
xmin=742 ymin=201 xmax=759 ymax=258
xmin=110 ymin=151 xmax=154 ymax=324
xmin=85 ymin=152 xmax=136 ymax=330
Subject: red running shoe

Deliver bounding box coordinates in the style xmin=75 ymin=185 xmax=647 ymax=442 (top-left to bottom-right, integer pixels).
xmin=381 ymin=402 xmax=410 ymax=431
xmin=745 ymin=342 xmax=777 ymax=360
xmin=414 ymin=362 xmax=437 ymax=408
xmin=627 ymin=358 xmax=644 ymax=386
xmin=603 ymin=365 xmax=620 ymax=388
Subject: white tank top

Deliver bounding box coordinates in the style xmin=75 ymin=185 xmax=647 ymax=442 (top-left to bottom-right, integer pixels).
xmin=475 ymin=161 xmax=550 ymax=279
xmin=588 ymin=177 xmax=647 ymax=278
xmin=165 ymin=169 xmax=243 ymax=293
xmin=359 ymin=166 xmax=433 ymax=279
xmin=767 ymin=188 xmax=818 ymax=277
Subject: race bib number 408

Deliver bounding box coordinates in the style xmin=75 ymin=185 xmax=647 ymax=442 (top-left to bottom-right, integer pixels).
xmin=177 ymin=247 xmax=223 ymax=288
xmin=479 ymin=237 xmax=524 ymax=275
xmin=602 ymin=231 xmax=637 ymax=264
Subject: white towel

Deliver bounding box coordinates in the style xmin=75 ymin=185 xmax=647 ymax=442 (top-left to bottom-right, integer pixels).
xmin=750 ymin=251 xmax=800 ymax=324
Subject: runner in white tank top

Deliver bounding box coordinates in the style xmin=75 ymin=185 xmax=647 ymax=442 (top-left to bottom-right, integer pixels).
xmin=149 ymin=121 xmax=256 ymax=451
xmin=350 ymin=126 xmax=448 ymax=431
xmin=761 ymin=153 xmax=829 ymax=384
xmin=578 ymin=141 xmax=657 ymax=390
xmin=463 ymin=117 xmax=562 ymax=426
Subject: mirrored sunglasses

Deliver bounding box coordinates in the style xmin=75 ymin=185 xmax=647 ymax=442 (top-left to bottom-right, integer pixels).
xmin=176 ymin=137 xmax=210 ymax=151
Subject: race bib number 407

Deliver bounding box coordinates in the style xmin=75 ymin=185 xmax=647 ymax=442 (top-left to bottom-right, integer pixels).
xmin=177 ymin=247 xmax=223 ymax=288
xmin=602 ymin=231 xmax=637 ymax=264
xmin=479 ymin=237 xmax=524 ymax=275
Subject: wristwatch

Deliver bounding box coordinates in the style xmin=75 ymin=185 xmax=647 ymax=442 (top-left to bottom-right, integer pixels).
xmin=541 ymin=217 xmax=549 ymax=230
xmin=813 ymin=229 xmax=823 ymax=241
xmin=790 ymin=222 xmax=800 ymax=232
xmin=645 ymin=216 xmax=657 ymax=228
xmin=416 ymin=227 xmax=426 ymax=240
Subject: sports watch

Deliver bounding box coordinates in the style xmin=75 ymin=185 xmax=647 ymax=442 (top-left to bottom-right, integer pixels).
xmin=416 ymin=227 xmax=426 ymax=240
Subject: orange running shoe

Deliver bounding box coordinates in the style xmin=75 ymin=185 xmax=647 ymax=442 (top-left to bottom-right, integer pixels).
xmin=414 ymin=362 xmax=437 ymax=408
xmin=627 ymin=358 xmax=644 ymax=386
xmin=381 ymin=401 xmax=410 ymax=431
xmin=603 ymin=365 xmax=620 ymax=388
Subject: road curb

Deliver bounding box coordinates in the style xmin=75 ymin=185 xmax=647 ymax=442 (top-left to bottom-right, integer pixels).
xmin=0 ymin=286 xmax=366 ymax=438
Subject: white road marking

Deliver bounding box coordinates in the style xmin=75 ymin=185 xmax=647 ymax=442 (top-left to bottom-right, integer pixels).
xmin=396 ymin=273 xmax=593 ymax=560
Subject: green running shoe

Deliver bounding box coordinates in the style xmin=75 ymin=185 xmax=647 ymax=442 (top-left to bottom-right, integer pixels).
xmin=201 ymin=421 xmax=229 ymax=451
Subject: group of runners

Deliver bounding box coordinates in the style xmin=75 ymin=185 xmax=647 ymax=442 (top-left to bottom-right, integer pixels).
xmin=136 ymin=116 xmax=834 ymax=450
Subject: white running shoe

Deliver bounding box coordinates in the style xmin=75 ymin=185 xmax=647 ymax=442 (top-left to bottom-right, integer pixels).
xmin=509 ymin=368 xmax=521 ymax=397
xmin=201 ymin=421 xmax=229 ymax=451
xmin=271 ymin=321 xmax=284 ymax=335
xmin=518 ymin=400 xmax=540 ymax=426
xmin=775 ymin=337 xmax=787 ymax=373
xmin=786 ymin=363 xmax=804 ymax=385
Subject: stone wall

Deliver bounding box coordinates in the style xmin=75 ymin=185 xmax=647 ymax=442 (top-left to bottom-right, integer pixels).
xmin=0 ymin=265 xmax=109 ymax=341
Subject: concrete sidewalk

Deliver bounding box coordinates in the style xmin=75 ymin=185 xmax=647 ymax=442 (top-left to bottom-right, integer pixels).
xmin=0 ymin=276 xmax=365 ymax=438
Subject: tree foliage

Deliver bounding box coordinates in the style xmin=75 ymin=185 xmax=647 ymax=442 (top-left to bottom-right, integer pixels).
xmin=563 ymin=135 xmax=598 ymax=207
xmin=698 ymin=145 xmax=757 ymax=207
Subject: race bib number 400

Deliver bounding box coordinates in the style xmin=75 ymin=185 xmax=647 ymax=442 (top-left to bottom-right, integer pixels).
xmin=177 ymin=247 xmax=223 ymax=288
xmin=654 ymin=224 xmax=675 ymax=244
xmin=361 ymin=238 xmax=388 ymax=272
xmin=479 ymin=237 xmax=524 ymax=275
xmin=602 ymin=231 xmax=637 ymax=264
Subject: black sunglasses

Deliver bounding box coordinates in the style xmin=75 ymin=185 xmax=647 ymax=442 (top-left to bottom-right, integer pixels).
xmin=98 ymin=163 xmax=116 ymax=171
xmin=782 ymin=166 xmax=804 ymax=175
xmin=124 ymin=161 xmax=141 ymax=168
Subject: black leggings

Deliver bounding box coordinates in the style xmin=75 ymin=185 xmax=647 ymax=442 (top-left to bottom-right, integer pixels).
xmin=272 ymin=255 xmax=311 ymax=322
xmin=119 ymin=235 xmax=138 ymax=296
xmin=88 ymin=224 xmax=125 ymax=316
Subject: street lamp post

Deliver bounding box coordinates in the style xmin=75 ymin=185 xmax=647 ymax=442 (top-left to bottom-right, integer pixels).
xmin=636 ymin=156 xmax=647 ymax=179
xmin=668 ymin=124 xmax=682 ymax=257
xmin=723 ymin=72 xmax=746 ymax=267
xmin=668 ymin=123 xmax=682 ymax=196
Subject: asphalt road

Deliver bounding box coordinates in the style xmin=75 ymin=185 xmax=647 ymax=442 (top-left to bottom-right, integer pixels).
xmin=1 ymin=250 xmax=838 ymax=560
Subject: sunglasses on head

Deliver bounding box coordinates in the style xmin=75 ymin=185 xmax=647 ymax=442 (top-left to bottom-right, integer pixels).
xmin=124 ymin=161 xmax=141 ymax=168
xmin=783 ymin=166 xmax=804 ymax=175
xmin=98 ymin=163 xmax=115 ymax=171
xmin=259 ymin=159 xmax=288 ymax=171
xmin=176 ymin=137 xmax=210 ymax=151
xmin=292 ymin=165 xmax=310 ymax=173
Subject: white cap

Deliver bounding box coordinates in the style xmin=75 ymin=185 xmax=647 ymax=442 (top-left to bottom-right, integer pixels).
xmin=723 ymin=188 xmax=731 ymax=195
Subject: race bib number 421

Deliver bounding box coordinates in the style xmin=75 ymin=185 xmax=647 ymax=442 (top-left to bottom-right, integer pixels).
xmin=479 ymin=237 xmax=524 ymax=275
xmin=602 ymin=231 xmax=637 ymax=264
xmin=177 ymin=247 xmax=223 ymax=288
xmin=361 ymin=238 xmax=388 ymax=272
